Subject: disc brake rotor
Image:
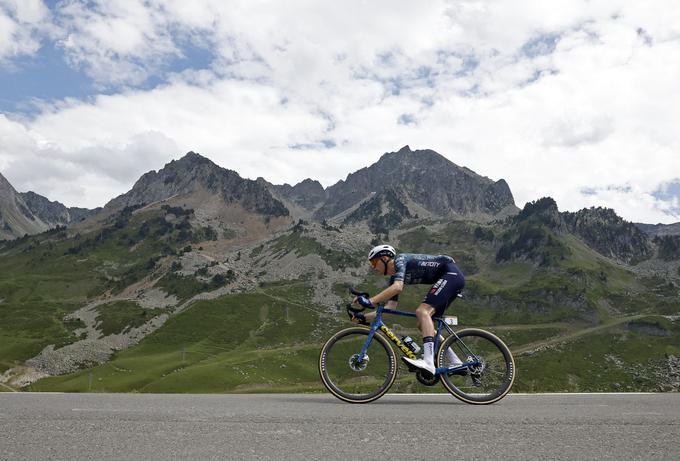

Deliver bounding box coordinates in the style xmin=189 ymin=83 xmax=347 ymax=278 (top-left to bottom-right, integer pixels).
xmin=348 ymin=353 xmax=369 ymax=372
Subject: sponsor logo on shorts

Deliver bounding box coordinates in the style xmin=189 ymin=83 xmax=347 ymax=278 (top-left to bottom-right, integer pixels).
xmin=430 ymin=278 xmax=448 ymax=295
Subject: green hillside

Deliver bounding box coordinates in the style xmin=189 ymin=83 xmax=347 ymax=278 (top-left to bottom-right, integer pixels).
xmin=0 ymin=205 xmax=223 ymax=372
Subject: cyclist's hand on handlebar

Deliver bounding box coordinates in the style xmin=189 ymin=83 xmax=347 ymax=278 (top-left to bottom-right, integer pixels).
xmin=348 ymin=311 xmax=368 ymax=325
xmin=354 ymin=295 xmax=374 ymax=308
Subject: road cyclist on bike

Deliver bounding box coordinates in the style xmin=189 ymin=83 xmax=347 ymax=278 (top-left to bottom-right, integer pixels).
xmin=352 ymin=244 xmax=466 ymax=376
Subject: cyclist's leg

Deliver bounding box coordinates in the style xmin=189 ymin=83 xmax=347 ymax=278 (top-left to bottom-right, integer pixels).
xmin=415 ymin=303 xmax=436 ymax=337
xmin=427 ymin=267 xmax=466 ymax=366
xmin=402 ymin=303 xmax=437 ymax=374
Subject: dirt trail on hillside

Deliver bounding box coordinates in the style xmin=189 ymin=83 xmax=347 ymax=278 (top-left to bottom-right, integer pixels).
xmin=513 ymin=314 xmax=647 ymax=355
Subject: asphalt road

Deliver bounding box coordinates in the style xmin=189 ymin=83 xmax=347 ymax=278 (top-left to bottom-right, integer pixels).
xmin=1 ymin=393 xmax=678 ymax=460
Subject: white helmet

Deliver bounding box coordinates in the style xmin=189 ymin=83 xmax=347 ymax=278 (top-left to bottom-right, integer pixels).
xmin=368 ymin=244 xmax=396 ymax=261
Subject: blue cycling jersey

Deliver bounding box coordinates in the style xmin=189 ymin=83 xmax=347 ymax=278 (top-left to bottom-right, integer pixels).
xmin=389 ymin=253 xmax=457 ymax=285
xmin=386 ymin=253 xmax=464 ymax=314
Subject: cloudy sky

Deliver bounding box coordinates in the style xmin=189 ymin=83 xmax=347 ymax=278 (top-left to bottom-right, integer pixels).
xmin=1 ymin=0 xmax=679 ymax=223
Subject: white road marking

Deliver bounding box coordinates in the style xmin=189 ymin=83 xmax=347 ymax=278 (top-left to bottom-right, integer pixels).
xmin=386 ymin=392 xmax=660 ymax=396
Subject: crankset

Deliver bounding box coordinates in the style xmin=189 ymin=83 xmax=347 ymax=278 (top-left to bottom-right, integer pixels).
xmin=415 ymin=369 xmax=440 ymax=386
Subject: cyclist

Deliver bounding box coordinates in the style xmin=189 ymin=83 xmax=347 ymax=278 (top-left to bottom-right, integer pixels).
xmin=352 ymin=244 xmax=465 ymax=375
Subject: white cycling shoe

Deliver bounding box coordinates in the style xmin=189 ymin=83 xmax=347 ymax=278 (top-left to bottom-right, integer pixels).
xmin=402 ymin=357 xmax=436 ymax=376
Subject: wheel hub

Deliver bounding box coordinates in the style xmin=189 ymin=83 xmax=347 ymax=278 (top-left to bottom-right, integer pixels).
xmin=348 ymin=353 xmax=369 ymax=372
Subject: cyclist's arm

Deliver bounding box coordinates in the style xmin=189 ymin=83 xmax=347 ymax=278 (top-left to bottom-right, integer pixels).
xmin=370 ymin=280 xmax=403 ymax=305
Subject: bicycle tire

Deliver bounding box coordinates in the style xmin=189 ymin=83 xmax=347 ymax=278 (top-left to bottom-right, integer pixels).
xmin=437 ymin=328 xmax=515 ymax=405
xmin=319 ymin=327 xmax=397 ymax=403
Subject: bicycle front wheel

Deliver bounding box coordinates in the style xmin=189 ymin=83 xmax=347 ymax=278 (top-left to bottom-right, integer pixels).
xmin=438 ymin=328 xmax=515 ymax=405
xmin=319 ymin=327 xmax=397 ymax=403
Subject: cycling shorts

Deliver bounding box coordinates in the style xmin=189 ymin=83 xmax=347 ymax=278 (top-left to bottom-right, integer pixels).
xmin=422 ymin=263 xmax=465 ymax=317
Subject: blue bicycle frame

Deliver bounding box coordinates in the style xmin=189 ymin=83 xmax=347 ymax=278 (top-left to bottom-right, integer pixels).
xmin=357 ymin=303 xmax=481 ymax=375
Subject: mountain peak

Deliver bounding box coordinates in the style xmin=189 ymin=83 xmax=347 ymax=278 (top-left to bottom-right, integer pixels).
xmin=515 ymin=197 xmax=566 ymax=232
xmin=268 ymin=178 xmax=327 ymax=213
xmin=0 ymin=171 xmax=17 ymax=195
xmin=562 ymin=206 xmax=652 ymax=264
xmin=105 ymin=151 xmax=288 ymax=218
xmin=314 ymin=146 xmax=517 ymax=221
xmin=174 ymin=151 xmax=212 ymax=166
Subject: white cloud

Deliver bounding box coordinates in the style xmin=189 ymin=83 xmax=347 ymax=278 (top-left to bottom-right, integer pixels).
xmin=0 ymin=0 xmax=51 ymax=64
xmin=0 ymin=114 xmax=178 ymax=206
xmin=1 ymin=0 xmax=680 ymax=223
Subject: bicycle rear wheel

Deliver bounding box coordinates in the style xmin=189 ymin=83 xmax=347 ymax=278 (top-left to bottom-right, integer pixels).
xmin=438 ymin=328 xmax=515 ymax=404
xmin=319 ymin=327 xmax=397 ymax=403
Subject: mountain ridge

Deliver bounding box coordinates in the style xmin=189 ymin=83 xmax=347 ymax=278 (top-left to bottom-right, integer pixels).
xmin=4 ymin=148 xmax=678 ymax=241
xmin=313 ymin=145 xmax=518 ymax=221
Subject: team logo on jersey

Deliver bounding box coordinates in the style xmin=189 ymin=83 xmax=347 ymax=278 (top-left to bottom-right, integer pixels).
xmin=419 ymin=261 xmax=440 ymax=267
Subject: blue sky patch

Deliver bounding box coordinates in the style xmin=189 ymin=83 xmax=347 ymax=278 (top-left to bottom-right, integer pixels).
xmin=653 ymin=179 xmax=680 ymax=214
xmin=289 ymin=139 xmax=336 ymax=150
xmin=0 ymin=42 xmax=95 ymax=115
xmin=521 ymin=33 xmax=560 ymax=58
xmin=0 ymin=31 xmax=216 ymax=117
xmin=397 ymin=113 xmax=416 ymax=125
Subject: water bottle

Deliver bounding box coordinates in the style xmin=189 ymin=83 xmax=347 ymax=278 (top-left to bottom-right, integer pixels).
xmin=401 ymin=336 xmax=421 ymax=354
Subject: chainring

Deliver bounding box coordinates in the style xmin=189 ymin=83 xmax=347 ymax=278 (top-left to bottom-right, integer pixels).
xmin=415 ymin=369 xmax=440 ymax=386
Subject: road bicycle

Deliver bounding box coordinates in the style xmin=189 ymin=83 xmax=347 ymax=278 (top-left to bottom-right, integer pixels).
xmin=319 ymin=289 xmax=515 ymax=404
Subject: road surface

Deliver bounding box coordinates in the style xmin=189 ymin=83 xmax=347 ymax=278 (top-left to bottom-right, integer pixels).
xmin=1 ymin=393 xmax=678 ymax=460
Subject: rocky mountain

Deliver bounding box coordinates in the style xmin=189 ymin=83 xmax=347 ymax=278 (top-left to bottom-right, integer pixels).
xmin=1 ymin=172 xmax=51 ymax=240
xmin=270 ymin=179 xmax=327 ymax=212
xmin=0 ymin=172 xmax=98 ymax=240
xmin=496 ymin=198 xmax=660 ymax=266
xmin=313 ymin=146 xmax=517 ymax=222
xmin=343 ymin=187 xmax=413 ymax=233
xmin=636 ymin=222 xmax=680 ymax=237
xmin=19 ymin=191 xmax=99 ymax=227
xmin=496 ymin=197 xmax=570 ymax=266
xmin=563 ymin=207 xmax=653 ymax=264
xmin=104 ymin=152 xmax=289 ymax=219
